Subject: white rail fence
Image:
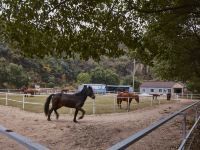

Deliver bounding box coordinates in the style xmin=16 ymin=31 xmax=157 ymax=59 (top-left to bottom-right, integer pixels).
xmin=0 ymin=92 xmax=191 ymax=114
xmin=0 ymin=92 xmax=198 ymax=115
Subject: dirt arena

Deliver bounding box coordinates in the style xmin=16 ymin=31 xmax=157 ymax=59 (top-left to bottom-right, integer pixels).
xmin=0 ymin=99 xmax=194 ymax=150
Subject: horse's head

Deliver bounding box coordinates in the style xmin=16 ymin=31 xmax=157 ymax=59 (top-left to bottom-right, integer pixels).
xmin=86 ymin=86 xmax=95 ymax=99
xmin=20 ymin=86 xmax=27 ymax=92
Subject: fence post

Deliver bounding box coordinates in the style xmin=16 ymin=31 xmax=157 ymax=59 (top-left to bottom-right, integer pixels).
xmin=195 ymin=105 xmax=198 ymax=121
xmin=151 ymin=97 xmax=153 ymax=106
xmin=113 ymin=96 xmax=116 ymax=112
xmin=22 ymin=95 xmax=25 ymax=110
xmin=191 ymin=94 xmax=193 ymax=100
xmin=93 ymin=99 xmax=96 ymax=114
xmin=176 ymin=94 xmax=179 ymax=101
xmin=5 ymin=93 xmax=8 ymax=106
xmin=181 ymin=113 xmax=187 ymax=141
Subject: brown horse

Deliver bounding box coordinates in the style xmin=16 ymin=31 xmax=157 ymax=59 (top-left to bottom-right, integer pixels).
xmin=117 ymin=92 xmax=139 ymax=111
xmin=151 ymin=94 xmax=161 ymax=100
xmin=20 ymin=86 xmax=38 ymax=97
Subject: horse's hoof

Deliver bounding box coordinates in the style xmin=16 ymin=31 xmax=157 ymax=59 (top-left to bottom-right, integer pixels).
xmin=78 ymin=116 xmax=83 ymax=120
xmin=47 ymin=119 xmax=51 ymax=121
xmin=73 ymin=120 xmax=78 ymax=123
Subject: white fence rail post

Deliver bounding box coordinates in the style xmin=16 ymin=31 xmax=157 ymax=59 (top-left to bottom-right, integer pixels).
xmin=93 ymin=99 xmax=96 ymax=114
xmin=113 ymin=96 xmax=116 ymax=112
xmin=22 ymin=95 xmax=25 ymax=110
xmin=5 ymin=93 xmax=8 ymax=106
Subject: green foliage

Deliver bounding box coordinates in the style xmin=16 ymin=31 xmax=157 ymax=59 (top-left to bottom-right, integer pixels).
xmin=186 ymin=77 xmax=200 ymax=93
xmin=77 ymin=72 xmax=91 ymax=84
xmin=0 ymin=58 xmax=29 ymax=88
xmin=0 ymin=0 xmax=140 ymax=60
xmin=132 ymin=0 xmax=200 ymax=92
xmin=122 ymin=75 xmax=141 ymax=91
xmin=47 ymin=82 xmax=55 ymax=88
xmin=3 ymin=0 xmax=200 ymax=89
xmin=90 ymin=67 xmax=119 ymax=85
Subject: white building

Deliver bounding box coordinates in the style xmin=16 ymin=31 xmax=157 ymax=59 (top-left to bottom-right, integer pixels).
xmin=140 ymin=81 xmax=184 ymax=95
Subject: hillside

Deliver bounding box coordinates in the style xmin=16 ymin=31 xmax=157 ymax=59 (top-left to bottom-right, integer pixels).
xmin=0 ymin=45 xmax=152 ymax=89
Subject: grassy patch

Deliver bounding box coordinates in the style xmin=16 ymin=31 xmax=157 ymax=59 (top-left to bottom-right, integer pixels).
xmin=0 ymin=93 xmax=177 ymax=115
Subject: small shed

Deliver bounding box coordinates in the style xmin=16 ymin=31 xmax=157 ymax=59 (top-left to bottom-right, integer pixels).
xmin=140 ymin=81 xmax=184 ymax=95
xmin=78 ymin=84 xmax=106 ymax=94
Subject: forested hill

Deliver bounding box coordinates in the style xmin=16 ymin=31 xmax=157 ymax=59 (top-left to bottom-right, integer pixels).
xmin=0 ymin=46 xmax=152 ymax=89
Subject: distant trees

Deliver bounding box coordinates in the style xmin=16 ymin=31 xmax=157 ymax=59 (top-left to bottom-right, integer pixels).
xmin=90 ymin=67 xmax=120 ymax=85
xmin=77 ymin=72 xmax=91 ymax=84
xmin=0 ymin=47 xmax=147 ymax=88
xmin=0 ymin=58 xmax=29 ymax=88
xmin=122 ymin=75 xmax=141 ymax=91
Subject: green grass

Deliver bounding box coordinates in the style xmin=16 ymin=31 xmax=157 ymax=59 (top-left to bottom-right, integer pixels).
xmin=0 ymin=93 xmax=176 ymax=115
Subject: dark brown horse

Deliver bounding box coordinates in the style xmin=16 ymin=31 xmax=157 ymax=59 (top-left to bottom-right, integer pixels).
xmin=117 ymin=92 xmax=139 ymax=111
xmin=151 ymin=94 xmax=161 ymax=100
xmin=44 ymin=85 xmax=95 ymax=123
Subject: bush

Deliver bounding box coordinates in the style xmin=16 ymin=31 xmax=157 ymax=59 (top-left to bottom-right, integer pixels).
xmin=77 ymin=72 xmax=91 ymax=84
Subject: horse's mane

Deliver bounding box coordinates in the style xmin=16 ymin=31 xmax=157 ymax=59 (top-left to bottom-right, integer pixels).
xmin=74 ymin=86 xmax=87 ymax=96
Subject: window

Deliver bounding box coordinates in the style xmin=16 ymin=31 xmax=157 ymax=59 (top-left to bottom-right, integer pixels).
xmin=150 ymin=89 xmax=154 ymax=92
xmin=159 ymin=89 xmax=162 ymax=92
xmin=164 ymin=89 xmax=166 ymax=93
xmin=142 ymin=89 xmax=145 ymax=92
xmin=168 ymin=89 xmax=171 ymax=93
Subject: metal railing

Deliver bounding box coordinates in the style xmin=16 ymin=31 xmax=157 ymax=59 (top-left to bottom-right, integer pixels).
xmin=0 ymin=124 xmax=49 ymax=150
xmin=107 ymin=100 xmax=200 ymax=150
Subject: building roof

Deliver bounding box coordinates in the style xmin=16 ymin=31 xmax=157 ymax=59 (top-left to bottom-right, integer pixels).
xmin=140 ymin=81 xmax=184 ymax=88
xmin=106 ymin=85 xmax=132 ymax=87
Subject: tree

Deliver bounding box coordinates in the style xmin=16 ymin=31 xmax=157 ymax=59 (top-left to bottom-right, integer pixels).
xmin=1 ymin=0 xmax=200 ymax=90
xmin=133 ymin=0 xmax=200 ymax=91
xmin=90 ymin=67 xmax=119 ymax=85
xmin=122 ymin=75 xmax=141 ymax=91
xmin=0 ymin=60 xmax=29 ymax=88
xmin=0 ymin=0 xmax=140 ymax=60
xmin=77 ymin=72 xmax=91 ymax=84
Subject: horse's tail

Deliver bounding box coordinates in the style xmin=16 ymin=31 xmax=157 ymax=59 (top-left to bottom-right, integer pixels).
xmin=44 ymin=94 xmax=54 ymax=116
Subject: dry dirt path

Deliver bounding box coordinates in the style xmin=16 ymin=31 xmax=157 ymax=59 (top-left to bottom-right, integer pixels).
xmin=0 ymin=99 xmax=194 ymax=150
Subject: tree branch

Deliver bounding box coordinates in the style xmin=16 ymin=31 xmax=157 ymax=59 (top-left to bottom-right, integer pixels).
xmin=130 ymin=4 xmax=200 ymax=14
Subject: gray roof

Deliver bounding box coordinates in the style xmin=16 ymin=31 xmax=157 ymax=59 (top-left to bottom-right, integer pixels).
xmin=140 ymin=81 xmax=183 ymax=88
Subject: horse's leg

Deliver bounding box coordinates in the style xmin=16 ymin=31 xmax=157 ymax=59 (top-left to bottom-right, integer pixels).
xmin=47 ymin=107 xmax=54 ymax=121
xmin=128 ymin=100 xmax=132 ymax=112
xmin=78 ymin=108 xmax=85 ymax=120
xmin=117 ymin=99 xmax=120 ymax=108
xmin=54 ymin=109 xmax=59 ymax=120
xmin=119 ymin=100 xmax=122 ymax=109
xmin=73 ymin=109 xmax=79 ymax=123
xmin=126 ymin=100 xmax=129 ymax=111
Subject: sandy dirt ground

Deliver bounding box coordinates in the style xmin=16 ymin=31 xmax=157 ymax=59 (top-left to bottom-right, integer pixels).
xmin=0 ymin=99 xmax=195 ymax=150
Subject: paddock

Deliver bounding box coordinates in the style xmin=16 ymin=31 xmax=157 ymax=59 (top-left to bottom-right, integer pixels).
xmin=0 ymin=92 xmax=178 ymax=114
xmin=0 ymin=92 xmax=199 ymax=149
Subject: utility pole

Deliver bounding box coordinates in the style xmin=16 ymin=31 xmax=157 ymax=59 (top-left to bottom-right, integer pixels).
xmin=132 ymin=59 xmax=136 ymax=92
